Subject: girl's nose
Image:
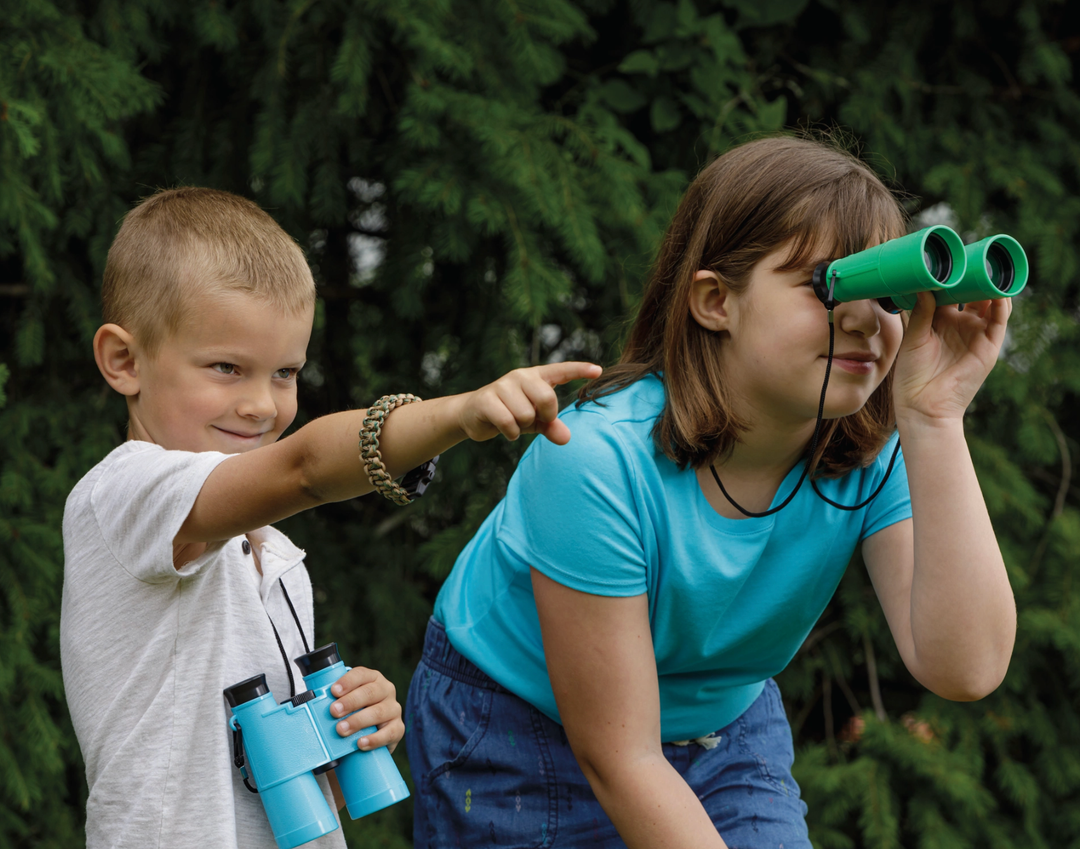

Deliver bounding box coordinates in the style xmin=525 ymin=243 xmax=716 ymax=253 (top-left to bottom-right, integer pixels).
xmin=835 ymin=298 xmax=883 ymax=338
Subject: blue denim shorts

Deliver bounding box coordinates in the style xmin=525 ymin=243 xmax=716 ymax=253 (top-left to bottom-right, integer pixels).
xmin=405 ymin=618 xmax=810 ymax=849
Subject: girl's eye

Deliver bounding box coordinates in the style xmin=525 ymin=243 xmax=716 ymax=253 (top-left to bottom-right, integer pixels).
xmin=275 ymin=368 xmax=298 ymax=379
xmin=213 ymin=363 xmax=237 ymax=375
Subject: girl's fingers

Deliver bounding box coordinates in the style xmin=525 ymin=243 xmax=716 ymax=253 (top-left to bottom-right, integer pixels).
xmin=904 ymin=290 xmax=937 ymax=342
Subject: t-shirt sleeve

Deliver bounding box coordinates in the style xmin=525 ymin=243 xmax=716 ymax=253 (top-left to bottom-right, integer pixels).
xmin=860 ymin=433 xmax=912 ymax=539
xmin=496 ymin=409 xmax=648 ymax=597
xmin=89 ymin=444 xmax=231 ymax=583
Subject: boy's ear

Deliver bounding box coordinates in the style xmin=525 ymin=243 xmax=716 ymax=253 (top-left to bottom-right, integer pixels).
xmin=688 ymin=270 xmax=734 ymax=333
xmin=93 ymin=324 xmax=141 ymax=396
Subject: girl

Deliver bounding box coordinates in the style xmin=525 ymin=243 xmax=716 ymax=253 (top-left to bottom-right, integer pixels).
xmin=395 ymin=136 xmax=1017 ymax=847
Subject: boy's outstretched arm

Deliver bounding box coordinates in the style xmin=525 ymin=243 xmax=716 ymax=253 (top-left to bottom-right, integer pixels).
xmin=177 ymin=362 xmax=601 ymax=545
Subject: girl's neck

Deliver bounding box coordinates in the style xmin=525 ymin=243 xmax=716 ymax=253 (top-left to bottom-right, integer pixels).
xmin=716 ymin=416 xmax=817 ymax=478
xmin=699 ymin=416 xmax=818 ymax=520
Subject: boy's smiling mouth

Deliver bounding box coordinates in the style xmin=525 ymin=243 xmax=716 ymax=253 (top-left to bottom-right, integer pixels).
xmin=214 ymin=426 xmax=267 ymax=441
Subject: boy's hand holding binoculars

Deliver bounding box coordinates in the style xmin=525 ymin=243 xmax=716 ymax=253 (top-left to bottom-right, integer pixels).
xmin=893 ymin=291 xmax=1011 ymax=427
xmin=455 ymin=362 xmax=603 ymax=446
xmin=329 ymin=667 xmax=404 ymax=753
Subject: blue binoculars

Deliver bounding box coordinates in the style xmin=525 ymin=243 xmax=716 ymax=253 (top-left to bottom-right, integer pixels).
xmin=224 ymin=643 xmax=409 ymax=849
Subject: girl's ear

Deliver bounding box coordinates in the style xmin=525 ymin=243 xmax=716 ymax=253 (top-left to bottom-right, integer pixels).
xmin=688 ymin=270 xmax=734 ymax=333
xmin=93 ymin=324 xmax=141 ymax=396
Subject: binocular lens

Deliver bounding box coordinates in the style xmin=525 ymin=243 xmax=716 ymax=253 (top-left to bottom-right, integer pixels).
xmin=985 ymin=243 xmax=1015 ymax=292
xmin=922 ymin=234 xmax=953 ymax=283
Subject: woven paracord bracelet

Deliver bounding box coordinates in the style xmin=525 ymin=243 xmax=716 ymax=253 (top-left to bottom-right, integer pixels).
xmin=359 ymin=393 xmax=423 ymax=506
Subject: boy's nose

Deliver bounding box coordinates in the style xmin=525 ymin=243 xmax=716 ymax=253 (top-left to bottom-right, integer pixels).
xmin=237 ymin=384 xmax=277 ymax=420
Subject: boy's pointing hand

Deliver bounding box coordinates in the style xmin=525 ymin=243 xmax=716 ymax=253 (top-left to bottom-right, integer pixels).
xmin=457 ymin=362 xmax=602 ymax=445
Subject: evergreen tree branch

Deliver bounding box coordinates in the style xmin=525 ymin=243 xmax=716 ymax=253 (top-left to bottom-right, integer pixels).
xmin=864 ymin=630 xmax=887 ymax=722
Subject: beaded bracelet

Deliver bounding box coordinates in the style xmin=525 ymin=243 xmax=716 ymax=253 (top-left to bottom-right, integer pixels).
xmin=359 ymin=394 xmax=424 ymax=506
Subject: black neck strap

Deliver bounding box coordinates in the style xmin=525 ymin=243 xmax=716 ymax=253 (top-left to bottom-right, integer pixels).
xmin=265 ymin=579 xmax=310 ymax=698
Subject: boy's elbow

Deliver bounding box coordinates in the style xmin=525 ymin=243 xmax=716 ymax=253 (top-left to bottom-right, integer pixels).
xmin=287 ymin=436 xmax=326 ymax=507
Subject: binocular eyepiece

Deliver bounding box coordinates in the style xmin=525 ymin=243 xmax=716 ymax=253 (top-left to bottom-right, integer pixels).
xmin=812 ymin=225 xmax=1028 ymax=313
xmin=224 ymin=643 xmax=409 ymax=849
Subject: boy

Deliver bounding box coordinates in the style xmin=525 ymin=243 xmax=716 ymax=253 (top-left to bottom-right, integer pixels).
xmin=60 ymin=187 xmax=599 ymax=848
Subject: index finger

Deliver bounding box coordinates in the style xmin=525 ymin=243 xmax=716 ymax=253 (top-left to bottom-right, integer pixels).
xmin=532 ymin=361 xmax=602 ymax=387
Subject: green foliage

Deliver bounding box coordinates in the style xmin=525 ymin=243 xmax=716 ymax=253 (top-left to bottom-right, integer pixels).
xmin=3 ymin=0 xmax=1080 ymax=846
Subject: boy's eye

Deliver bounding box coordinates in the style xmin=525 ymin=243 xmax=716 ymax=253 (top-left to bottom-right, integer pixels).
xmin=213 ymin=363 xmax=237 ymax=375
xmin=275 ymin=368 xmax=297 ymax=379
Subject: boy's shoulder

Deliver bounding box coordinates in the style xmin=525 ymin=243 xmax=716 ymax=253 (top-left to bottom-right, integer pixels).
xmin=64 ymin=441 xmax=232 ymax=583
xmin=66 ymin=441 xmax=159 ymax=509
xmin=68 ymin=440 xmax=225 ymax=505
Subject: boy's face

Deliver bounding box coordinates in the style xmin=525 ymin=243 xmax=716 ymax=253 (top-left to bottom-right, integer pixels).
xmin=127 ymin=291 xmax=314 ymax=454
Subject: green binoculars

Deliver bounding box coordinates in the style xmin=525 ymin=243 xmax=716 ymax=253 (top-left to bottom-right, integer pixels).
xmin=812 ymin=225 xmax=1028 ymax=313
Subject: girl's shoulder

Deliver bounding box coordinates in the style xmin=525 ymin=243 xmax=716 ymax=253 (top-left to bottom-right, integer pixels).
xmin=568 ymin=372 xmax=665 ymax=430
xmin=519 ymin=375 xmax=666 ymax=479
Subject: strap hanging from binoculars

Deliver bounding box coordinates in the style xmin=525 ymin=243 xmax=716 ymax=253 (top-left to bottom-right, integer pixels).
xmin=710 ymin=273 xmax=901 ymax=518
xmin=231 ymin=722 xmax=260 ymax=794
xmin=266 ymin=579 xmax=312 ymax=699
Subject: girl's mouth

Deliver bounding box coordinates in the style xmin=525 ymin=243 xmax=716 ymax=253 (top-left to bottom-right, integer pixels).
xmin=825 ymin=351 xmax=878 ymax=375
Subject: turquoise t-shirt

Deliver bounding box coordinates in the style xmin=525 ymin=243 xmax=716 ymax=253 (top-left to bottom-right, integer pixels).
xmin=434 ymin=374 xmax=912 ymax=740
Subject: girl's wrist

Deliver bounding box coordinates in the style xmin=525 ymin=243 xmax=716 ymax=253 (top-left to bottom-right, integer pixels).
xmin=895 ymin=410 xmax=966 ymax=444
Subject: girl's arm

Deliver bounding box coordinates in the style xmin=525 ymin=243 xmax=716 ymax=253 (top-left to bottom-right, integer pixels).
xmin=862 ymin=293 xmax=1016 ymax=700
xmin=177 ymin=362 xmax=600 ymax=543
xmin=530 ymin=568 xmax=729 ymax=849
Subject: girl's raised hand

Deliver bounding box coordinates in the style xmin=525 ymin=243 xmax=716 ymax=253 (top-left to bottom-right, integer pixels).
xmin=892 ymin=290 xmax=1011 ymax=425
xmin=457 ymin=362 xmax=603 ymax=445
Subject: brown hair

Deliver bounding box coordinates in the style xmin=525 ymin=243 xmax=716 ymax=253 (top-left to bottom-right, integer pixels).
xmin=102 ymin=187 xmax=315 ymax=355
xmin=580 ymin=135 xmax=907 ymax=477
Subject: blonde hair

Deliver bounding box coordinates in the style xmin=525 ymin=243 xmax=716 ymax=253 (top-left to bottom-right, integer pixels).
xmin=102 ymin=187 xmax=316 ymax=355
xmin=580 ymin=135 xmax=908 ymax=477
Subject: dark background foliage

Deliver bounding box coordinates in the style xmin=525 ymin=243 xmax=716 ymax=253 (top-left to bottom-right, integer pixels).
xmin=2 ymin=0 xmax=1079 ymax=845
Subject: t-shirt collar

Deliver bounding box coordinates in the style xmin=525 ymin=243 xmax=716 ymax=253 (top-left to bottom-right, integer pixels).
xmin=245 ymin=526 xmax=306 ymax=602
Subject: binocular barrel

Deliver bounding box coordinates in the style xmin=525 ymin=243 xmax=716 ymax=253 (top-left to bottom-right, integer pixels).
xmin=812 ymin=226 xmax=1028 ymax=312
xmin=225 ymin=643 xmax=410 ymax=849
xmin=936 ymin=234 xmax=1028 ymax=306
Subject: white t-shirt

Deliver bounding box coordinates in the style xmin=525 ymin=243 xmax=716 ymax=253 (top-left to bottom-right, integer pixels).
xmin=60 ymin=441 xmax=346 ymax=849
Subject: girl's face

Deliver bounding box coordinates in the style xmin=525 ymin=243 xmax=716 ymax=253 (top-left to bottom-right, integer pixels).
xmin=693 ymin=238 xmax=904 ymax=429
